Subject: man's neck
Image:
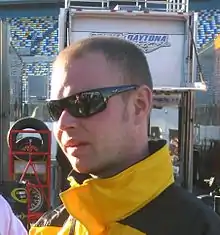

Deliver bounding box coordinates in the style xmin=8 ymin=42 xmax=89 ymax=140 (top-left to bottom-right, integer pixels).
xmin=91 ymin=145 xmax=149 ymax=179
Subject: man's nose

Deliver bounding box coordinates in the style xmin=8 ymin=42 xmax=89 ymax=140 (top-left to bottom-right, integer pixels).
xmin=57 ymin=109 xmax=78 ymax=130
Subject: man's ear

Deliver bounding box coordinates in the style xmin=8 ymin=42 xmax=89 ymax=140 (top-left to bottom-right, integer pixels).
xmin=133 ymin=85 xmax=152 ymax=124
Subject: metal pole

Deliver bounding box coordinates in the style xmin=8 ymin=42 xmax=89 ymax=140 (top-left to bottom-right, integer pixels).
xmin=186 ymin=90 xmax=195 ymax=193
xmin=0 ymin=20 xmax=10 ymax=182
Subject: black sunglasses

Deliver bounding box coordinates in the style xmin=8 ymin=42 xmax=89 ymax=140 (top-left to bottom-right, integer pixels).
xmin=47 ymin=84 xmax=139 ymax=121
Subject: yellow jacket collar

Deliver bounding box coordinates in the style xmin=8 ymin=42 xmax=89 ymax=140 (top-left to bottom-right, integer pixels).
xmin=60 ymin=140 xmax=174 ymax=234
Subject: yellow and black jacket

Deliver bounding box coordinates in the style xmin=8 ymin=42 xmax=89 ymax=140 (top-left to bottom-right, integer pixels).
xmin=29 ymin=140 xmax=220 ymax=235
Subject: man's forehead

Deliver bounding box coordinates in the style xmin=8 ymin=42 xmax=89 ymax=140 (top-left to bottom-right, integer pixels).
xmin=50 ymin=53 xmax=124 ymax=100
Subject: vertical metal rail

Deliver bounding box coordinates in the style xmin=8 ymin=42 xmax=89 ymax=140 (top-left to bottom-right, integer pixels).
xmin=0 ymin=20 xmax=10 ymax=181
xmin=182 ymin=13 xmax=198 ymax=192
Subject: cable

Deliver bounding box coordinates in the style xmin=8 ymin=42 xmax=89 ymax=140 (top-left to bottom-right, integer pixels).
xmin=189 ymin=26 xmax=205 ymax=84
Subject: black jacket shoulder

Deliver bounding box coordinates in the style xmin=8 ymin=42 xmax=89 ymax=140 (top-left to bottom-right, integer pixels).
xmin=120 ymin=184 xmax=220 ymax=235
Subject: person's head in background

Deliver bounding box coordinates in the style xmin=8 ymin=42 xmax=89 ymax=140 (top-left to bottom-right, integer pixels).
xmin=49 ymin=36 xmax=153 ymax=178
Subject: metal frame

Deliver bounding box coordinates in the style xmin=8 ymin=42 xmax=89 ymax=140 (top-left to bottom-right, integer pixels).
xmin=65 ymin=0 xmax=189 ymax=12
xmin=8 ymin=129 xmax=52 ymax=225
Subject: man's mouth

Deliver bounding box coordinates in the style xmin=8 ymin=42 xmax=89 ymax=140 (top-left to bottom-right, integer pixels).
xmin=64 ymin=140 xmax=89 ymax=151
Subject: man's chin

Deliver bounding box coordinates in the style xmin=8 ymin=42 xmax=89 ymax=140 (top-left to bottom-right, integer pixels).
xmin=69 ymin=158 xmax=103 ymax=178
xmin=70 ymin=170 xmax=91 ymax=184
xmin=72 ymin=162 xmax=92 ymax=175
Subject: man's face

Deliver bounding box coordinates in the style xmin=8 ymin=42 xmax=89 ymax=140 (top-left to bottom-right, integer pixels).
xmin=51 ymin=52 xmax=137 ymax=176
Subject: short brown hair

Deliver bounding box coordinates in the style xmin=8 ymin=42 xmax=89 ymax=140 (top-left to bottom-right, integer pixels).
xmin=56 ymin=36 xmax=153 ymax=90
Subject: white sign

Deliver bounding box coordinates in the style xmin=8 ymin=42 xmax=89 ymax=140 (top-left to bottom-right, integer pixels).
xmin=90 ymin=32 xmax=171 ymax=53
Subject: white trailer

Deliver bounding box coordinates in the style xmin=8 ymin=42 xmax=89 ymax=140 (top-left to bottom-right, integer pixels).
xmin=58 ymin=0 xmax=206 ymax=191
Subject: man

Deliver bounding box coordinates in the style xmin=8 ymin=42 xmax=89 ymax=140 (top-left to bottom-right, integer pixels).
xmin=0 ymin=195 xmax=27 ymax=235
xmin=30 ymin=37 xmax=220 ymax=235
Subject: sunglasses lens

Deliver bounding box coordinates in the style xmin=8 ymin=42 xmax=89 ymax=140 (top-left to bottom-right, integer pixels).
xmin=67 ymin=91 xmax=106 ymax=117
xmin=47 ymin=102 xmax=63 ymax=121
xmin=48 ymin=91 xmax=107 ymax=121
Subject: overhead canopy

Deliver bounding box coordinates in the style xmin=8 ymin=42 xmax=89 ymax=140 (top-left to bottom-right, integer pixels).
xmin=153 ymin=83 xmax=207 ymax=108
